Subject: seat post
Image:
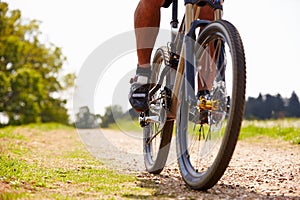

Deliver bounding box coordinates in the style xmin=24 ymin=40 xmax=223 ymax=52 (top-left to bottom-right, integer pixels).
xmin=171 ymin=0 xmax=179 ymax=28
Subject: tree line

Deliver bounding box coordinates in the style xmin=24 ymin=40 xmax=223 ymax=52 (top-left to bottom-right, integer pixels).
xmin=0 ymin=2 xmax=74 ymax=126
xmin=75 ymin=105 xmax=125 ymax=129
xmin=75 ymin=92 xmax=300 ymax=129
xmin=244 ymin=91 xmax=300 ymax=119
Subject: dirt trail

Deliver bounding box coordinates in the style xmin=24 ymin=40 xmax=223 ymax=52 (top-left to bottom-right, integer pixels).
xmin=78 ymin=129 xmax=300 ymax=199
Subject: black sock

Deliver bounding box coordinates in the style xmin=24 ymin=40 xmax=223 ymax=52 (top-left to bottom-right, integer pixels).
xmin=197 ymin=90 xmax=210 ymax=98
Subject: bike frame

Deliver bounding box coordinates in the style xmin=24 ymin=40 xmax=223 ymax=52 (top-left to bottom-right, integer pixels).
xmin=166 ymin=0 xmax=224 ymax=119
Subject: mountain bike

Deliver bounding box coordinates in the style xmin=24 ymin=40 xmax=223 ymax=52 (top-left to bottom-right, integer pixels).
xmin=139 ymin=0 xmax=246 ymax=190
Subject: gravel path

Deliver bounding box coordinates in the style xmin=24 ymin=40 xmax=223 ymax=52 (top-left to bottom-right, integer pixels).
xmin=78 ymin=129 xmax=300 ymax=199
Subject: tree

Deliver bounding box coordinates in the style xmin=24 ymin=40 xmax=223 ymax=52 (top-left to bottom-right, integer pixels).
xmin=245 ymin=93 xmax=265 ymax=119
xmin=272 ymin=94 xmax=285 ymax=118
xmin=286 ymin=91 xmax=300 ymax=118
xmin=100 ymin=105 xmax=124 ymax=128
xmin=245 ymin=93 xmax=287 ymax=119
xmin=75 ymin=106 xmax=99 ymax=129
xmin=0 ymin=2 xmax=74 ymax=125
xmin=263 ymin=94 xmax=285 ymax=119
xmin=244 ymin=97 xmax=257 ymax=119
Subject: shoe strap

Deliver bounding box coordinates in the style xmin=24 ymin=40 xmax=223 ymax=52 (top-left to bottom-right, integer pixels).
xmin=130 ymin=74 xmax=149 ymax=84
xmin=136 ymin=75 xmax=148 ymax=84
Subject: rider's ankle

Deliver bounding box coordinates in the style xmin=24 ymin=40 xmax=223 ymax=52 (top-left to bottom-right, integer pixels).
xmin=136 ymin=65 xmax=151 ymax=77
xmin=138 ymin=63 xmax=151 ymax=68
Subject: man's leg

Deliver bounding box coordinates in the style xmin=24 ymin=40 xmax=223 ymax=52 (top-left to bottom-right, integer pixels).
xmin=129 ymin=0 xmax=165 ymax=112
xmin=134 ymin=0 xmax=165 ymax=68
xmin=130 ymin=0 xmax=218 ymax=112
xmin=197 ymin=5 xmax=215 ymax=93
xmin=197 ymin=1 xmax=225 ymax=93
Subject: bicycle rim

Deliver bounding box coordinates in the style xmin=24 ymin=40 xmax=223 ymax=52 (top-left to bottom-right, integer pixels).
xmin=176 ymin=20 xmax=246 ymax=190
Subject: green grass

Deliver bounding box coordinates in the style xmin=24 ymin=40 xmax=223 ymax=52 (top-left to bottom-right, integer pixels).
xmin=22 ymin=122 xmax=74 ymax=131
xmin=240 ymin=120 xmax=300 ymax=144
xmin=107 ymin=118 xmax=143 ymax=133
xmin=0 ymin=154 xmax=135 ymax=190
xmin=0 ymin=123 xmax=154 ymax=199
xmin=0 ymin=126 xmax=26 ymax=140
xmin=0 ymin=123 xmax=72 ymax=140
xmin=0 ymin=155 xmax=47 ymax=188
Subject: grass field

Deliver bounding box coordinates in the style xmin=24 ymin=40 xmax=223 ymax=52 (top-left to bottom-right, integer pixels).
xmin=0 ymin=123 xmax=154 ymax=199
xmin=240 ymin=119 xmax=300 ymax=144
xmin=108 ymin=118 xmax=300 ymax=144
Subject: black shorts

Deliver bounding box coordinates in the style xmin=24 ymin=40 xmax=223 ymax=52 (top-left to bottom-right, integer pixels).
xmin=162 ymin=0 xmax=173 ymax=8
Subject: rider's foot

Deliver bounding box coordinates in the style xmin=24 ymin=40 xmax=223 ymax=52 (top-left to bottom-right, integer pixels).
xmin=129 ymin=66 xmax=152 ymax=112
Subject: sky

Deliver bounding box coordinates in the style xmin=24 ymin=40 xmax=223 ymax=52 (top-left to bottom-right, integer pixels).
xmin=4 ymin=0 xmax=300 ymax=116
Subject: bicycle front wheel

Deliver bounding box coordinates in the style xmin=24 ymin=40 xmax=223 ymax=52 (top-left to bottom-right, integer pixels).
xmin=176 ymin=20 xmax=246 ymax=190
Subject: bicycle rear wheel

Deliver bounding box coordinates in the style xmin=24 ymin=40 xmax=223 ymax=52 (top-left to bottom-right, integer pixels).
xmin=176 ymin=20 xmax=246 ymax=190
xmin=143 ymin=47 xmax=174 ymax=174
